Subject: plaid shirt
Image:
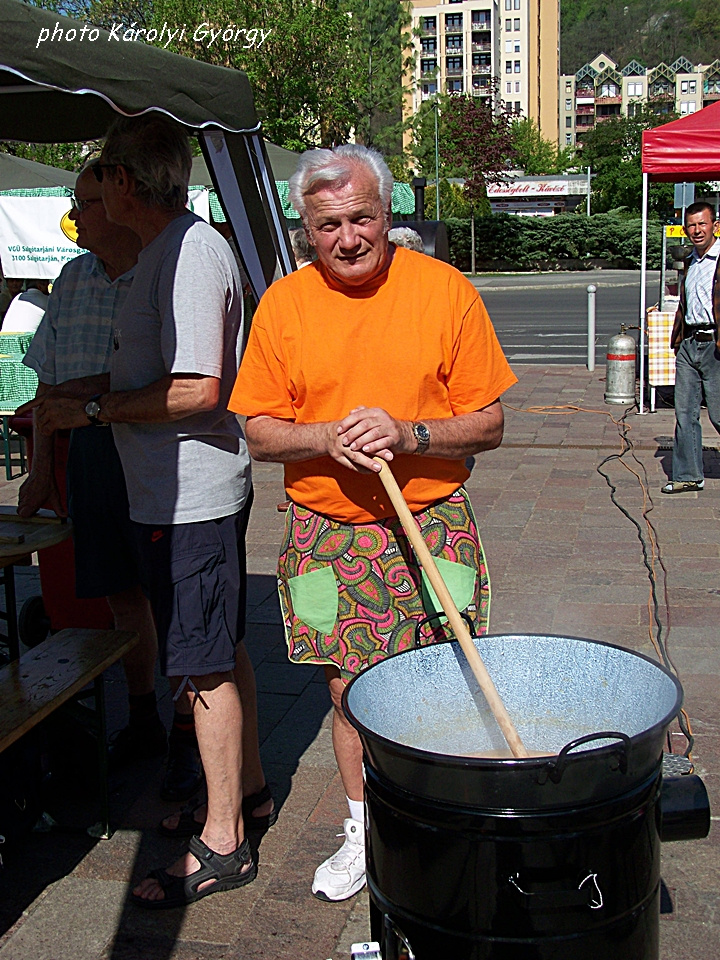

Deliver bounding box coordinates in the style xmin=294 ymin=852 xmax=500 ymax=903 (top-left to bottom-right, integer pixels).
xmin=24 ymin=252 xmax=134 ymax=385
xmin=671 ymin=241 xmax=720 ymax=349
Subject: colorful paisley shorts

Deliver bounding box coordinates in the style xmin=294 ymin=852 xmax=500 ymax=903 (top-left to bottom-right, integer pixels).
xmin=277 ymin=486 xmax=490 ymax=678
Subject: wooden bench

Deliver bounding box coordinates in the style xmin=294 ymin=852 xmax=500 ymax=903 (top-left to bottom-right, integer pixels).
xmin=0 ymin=627 xmax=138 ymax=838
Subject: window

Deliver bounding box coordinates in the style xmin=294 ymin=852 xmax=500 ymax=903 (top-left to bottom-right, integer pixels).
xmin=514 ymin=18 xmax=520 ymax=30
xmin=446 ymin=78 xmax=464 ymax=93
xmin=627 ymin=82 xmax=642 ymax=97
xmin=514 ymin=60 xmax=521 ymax=73
xmin=689 ymin=80 xmax=696 ymax=93
xmin=505 ymin=18 xmax=511 ymax=31
xmin=421 ymin=82 xmax=437 ymax=100
xmin=446 ymin=56 xmax=463 ymax=74
xmin=566 ymin=80 xmax=572 ymax=91
xmin=514 ymin=41 xmax=521 ymax=53
xmin=565 ymin=98 xmax=572 ymax=110
xmin=515 ymin=81 xmax=521 ymax=93
xmin=472 ymin=11 xmax=490 ymax=26
xmin=681 ymin=80 xmax=688 ymax=94
xmin=566 ymin=116 xmax=572 ymax=127
xmin=600 ymin=82 xmax=618 ymax=97
xmin=421 ymin=16 xmax=436 ymax=33
xmin=566 ymin=134 xmax=573 ymax=145
xmin=506 ymin=81 xmax=512 ymax=93
xmin=505 ymin=60 xmax=512 ymax=73
xmin=515 ymin=101 xmax=521 ymax=113
xmin=505 ymin=0 xmax=512 ymax=9
xmin=447 ymin=34 xmax=463 ymax=50
xmin=514 ymin=0 xmax=520 ymax=9
xmin=445 ymin=13 xmax=462 ymax=30
xmin=420 ymin=37 xmax=436 ymax=53
xmin=505 ymin=39 xmax=513 ymax=52
xmin=421 ymin=59 xmax=437 ymax=75
xmin=680 ymin=101 xmax=697 ymax=114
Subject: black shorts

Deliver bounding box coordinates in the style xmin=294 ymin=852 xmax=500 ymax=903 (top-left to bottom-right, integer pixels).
xmin=66 ymin=425 xmax=140 ymax=599
xmin=132 ymin=490 xmax=253 ymax=678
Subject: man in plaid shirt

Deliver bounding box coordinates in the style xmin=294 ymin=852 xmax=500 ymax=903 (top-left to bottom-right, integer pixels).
xmin=664 ymin=201 xmax=720 ymax=494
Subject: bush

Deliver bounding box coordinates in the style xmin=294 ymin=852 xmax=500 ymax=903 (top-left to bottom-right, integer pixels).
xmin=445 ymin=212 xmax=663 ymax=272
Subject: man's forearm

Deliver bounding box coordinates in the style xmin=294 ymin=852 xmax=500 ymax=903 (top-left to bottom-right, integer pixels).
xmin=246 ymin=416 xmax=334 ymax=462
xmin=421 ymin=405 xmax=504 ymax=459
xmin=50 ymin=373 xmax=110 ymax=400
xmin=98 ymin=375 xmax=220 ymax=424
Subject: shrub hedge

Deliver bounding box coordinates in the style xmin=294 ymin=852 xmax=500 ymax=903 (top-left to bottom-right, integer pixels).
xmin=445 ymin=213 xmax=663 ymax=272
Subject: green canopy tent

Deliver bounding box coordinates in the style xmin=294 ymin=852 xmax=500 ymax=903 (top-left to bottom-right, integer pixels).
xmin=0 ymin=0 xmax=292 ymax=301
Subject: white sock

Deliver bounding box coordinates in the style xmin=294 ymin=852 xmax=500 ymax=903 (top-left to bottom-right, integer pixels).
xmin=347 ymin=797 xmax=364 ymax=824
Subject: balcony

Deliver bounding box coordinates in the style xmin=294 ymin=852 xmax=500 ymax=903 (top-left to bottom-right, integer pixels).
xmin=472 ymin=66 xmax=491 ymax=76
xmin=446 ymin=66 xmax=464 ymax=76
xmin=595 ymin=95 xmax=621 ymax=105
xmin=421 ymin=67 xmax=438 ymax=78
xmin=472 ymin=42 xmax=491 ymax=52
xmin=420 ymin=25 xmax=437 ymax=36
xmin=445 ymin=43 xmax=463 ymax=54
xmin=471 ymin=88 xmax=490 ymax=97
xmin=575 ymin=117 xmax=595 ymax=128
xmin=575 ymin=104 xmax=594 ymax=115
xmin=704 ymin=90 xmax=720 ymax=102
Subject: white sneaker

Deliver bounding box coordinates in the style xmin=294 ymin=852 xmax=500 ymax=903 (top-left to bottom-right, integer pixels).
xmin=312 ymin=817 xmax=366 ymax=901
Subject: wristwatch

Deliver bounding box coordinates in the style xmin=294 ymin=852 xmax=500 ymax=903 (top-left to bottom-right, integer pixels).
xmin=412 ymin=421 xmax=430 ymax=455
xmin=85 ymin=394 xmax=109 ymax=427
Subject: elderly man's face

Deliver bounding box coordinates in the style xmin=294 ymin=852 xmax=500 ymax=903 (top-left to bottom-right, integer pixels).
xmin=70 ymin=168 xmax=111 ymax=252
xmin=304 ymin=169 xmax=390 ymax=286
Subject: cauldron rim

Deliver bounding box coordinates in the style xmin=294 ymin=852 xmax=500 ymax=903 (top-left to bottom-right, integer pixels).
xmin=342 ymin=632 xmax=683 ymax=769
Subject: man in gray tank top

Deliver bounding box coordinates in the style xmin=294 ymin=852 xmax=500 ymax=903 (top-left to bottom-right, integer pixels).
xmin=29 ymin=115 xmax=273 ymax=909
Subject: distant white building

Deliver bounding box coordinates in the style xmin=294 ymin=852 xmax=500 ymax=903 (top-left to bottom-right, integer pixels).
xmin=487 ymin=174 xmax=589 ymax=216
xmin=560 ymin=53 xmax=720 ymax=149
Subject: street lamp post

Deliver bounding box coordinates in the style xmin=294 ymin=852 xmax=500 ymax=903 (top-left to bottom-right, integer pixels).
xmin=434 ymin=96 xmax=440 ymax=221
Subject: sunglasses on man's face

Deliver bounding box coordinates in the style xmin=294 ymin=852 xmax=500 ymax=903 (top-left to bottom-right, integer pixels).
xmin=71 ymin=196 xmax=103 ymax=213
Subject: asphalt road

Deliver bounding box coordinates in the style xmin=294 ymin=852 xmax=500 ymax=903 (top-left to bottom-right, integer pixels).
xmin=471 ymin=270 xmax=663 ymax=364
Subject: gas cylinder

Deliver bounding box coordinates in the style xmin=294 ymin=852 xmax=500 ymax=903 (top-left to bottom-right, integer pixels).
xmin=605 ymin=325 xmax=637 ymax=404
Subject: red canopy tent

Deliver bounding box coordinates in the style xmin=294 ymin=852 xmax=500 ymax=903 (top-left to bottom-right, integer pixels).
xmin=636 ymin=101 xmax=720 ymax=411
xmin=642 ymin=99 xmax=720 ymax=181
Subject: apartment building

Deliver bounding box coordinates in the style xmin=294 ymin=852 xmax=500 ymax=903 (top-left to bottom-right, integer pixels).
xmin=407 ymin=0 xmax=559 ymax=142
xmin=561 ymin=54 xmax=720 ymax=148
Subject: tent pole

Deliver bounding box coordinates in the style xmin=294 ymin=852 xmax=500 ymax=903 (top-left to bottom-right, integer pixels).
xmin=638 ymin=172 xmax=649 ymax=415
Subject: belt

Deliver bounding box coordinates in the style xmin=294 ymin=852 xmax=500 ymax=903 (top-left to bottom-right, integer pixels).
xmin=688 ymin=329 xmax=716 ymax=342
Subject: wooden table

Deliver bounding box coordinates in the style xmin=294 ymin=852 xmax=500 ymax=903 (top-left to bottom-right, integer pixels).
xmin=0 ymin=506 xmax=72 ymax=661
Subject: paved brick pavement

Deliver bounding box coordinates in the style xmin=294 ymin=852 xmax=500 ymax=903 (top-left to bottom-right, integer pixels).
xmin=0 ymin=364 xmax=717 ymax=959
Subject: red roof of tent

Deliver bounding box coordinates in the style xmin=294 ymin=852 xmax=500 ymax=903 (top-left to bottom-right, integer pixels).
xmin=642 ymin=100 xmax=720 ymax=182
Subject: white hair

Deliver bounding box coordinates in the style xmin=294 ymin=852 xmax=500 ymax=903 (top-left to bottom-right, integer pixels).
xmin=288 ymin=144 xmax=393 ymax=221
xmin=388 ymin=227 xmax=425 ymax=254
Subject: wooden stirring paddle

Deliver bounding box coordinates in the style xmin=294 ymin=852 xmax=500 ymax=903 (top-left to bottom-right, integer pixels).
xmin=375 ymin=458 xmax=529 ymax=759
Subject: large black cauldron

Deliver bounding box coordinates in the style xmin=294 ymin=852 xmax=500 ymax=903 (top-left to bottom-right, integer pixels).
xmin=343 ymin=634 xmax=709 ymax=960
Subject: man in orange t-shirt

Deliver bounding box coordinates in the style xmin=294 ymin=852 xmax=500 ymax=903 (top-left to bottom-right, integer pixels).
xmin=229 ymin=143 xmax=516 ymax=903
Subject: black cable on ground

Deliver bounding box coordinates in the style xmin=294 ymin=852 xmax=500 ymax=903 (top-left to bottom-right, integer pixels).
xmin=594 ymin=402 xmax=694 ymax=757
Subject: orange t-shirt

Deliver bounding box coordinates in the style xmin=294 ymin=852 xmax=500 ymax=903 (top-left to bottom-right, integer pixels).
xmin=229 ymin=246 xmax=517 ymax=522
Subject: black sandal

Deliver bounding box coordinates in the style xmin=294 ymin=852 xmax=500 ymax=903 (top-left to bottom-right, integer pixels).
xmin=132 ymin=835 xmax=256 ymax=909
xmin=157 ymin=797 xmax=206 ymax=839
xmin=243 ymin=783 xmax=278 ymax=832
xmin=157 ymin=785 xmax=277 ymax=839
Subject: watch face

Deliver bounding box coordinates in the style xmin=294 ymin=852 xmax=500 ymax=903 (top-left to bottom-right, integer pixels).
xmin=415 ymin=423 xmax=430 ymax=443
xmin=85 ymin=401 xmax=100 ymax=418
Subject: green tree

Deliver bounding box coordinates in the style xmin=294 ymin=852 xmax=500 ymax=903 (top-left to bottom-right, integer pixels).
xmin=0 ymin=141 xmax=92 ymax=171
xmin=579 ymin=105 xmax=676 ymax=214
xmin=345 ymin=0 xmax=413 ymax=155
xmin=510 ymin=118 xmax=574 ymax=176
